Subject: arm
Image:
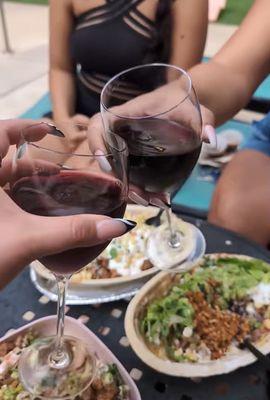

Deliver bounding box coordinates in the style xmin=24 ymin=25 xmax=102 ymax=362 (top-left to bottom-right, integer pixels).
xmin=49 ymin=0 xmax=76 ymax=122
xmin=168 ymin=0 xmax=208 ymax=79
xmin=189 ymin=0 xmax=270 ymax=125
xmin=0 ymin=120 xmax=132 ymax=288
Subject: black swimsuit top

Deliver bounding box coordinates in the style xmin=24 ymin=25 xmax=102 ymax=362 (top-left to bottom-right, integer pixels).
xmin=70 ymin=0 xmax=162 ymax=116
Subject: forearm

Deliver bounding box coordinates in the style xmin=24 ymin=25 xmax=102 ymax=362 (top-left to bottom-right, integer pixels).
xmin=189 ymin=0 xmax=270 ymax=126
xmin=189 ymin=61 xmax=253 ymax=126
xmin=50 ymin=68 xmax=76 ymax=121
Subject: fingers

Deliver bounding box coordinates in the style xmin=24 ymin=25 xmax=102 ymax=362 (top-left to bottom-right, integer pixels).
xmin=0 ymin=120 xmax=51 ymax=160
xmin=0 ymin=148 xmax=60 ymax=187
xmin=200 ymin=106 xmax=217 ymax=146
xmin=128 ymin=184 xmax=168 ymax=207
xmin=28 ymin=214 xmax=134 ymax=258
xmin=72 ymin=114 xmax=91 ymax=125
xmin=87 ymin=113 xmax=108 ymax=154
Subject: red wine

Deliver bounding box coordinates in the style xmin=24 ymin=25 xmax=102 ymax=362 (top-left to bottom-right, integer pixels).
xmin=11 ymin=171 xmax=126 ymax=274
xmin=114 ymin=118 xmax=201 ymax=194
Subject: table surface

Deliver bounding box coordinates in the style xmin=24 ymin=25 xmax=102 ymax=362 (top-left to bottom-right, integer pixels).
xmin=1 ymin=216 xmax=270 ymax=400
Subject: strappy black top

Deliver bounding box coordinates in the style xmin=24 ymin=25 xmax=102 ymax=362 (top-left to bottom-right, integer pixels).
xmin=69 ymin=0 xmax=163 ymax=117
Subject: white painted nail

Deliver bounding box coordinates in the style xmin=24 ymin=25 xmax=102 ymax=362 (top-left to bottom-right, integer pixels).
xmin=95 ymin=149 xmax=112 ymax=172
xmin=204 ymin=125 xmax=217 ymax=148
xmin=96 ymin=218 xmax=136 ymax=241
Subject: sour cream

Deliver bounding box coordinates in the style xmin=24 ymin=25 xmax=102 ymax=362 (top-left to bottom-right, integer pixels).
xmin=249 ymin=283 xmax=270 ymax=307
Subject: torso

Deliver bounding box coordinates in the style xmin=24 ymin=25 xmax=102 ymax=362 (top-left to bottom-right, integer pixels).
xmin=69 ymin=0 xmax=165 ymax=116
xmin=71 ymin=0 xmax=158 ymax=21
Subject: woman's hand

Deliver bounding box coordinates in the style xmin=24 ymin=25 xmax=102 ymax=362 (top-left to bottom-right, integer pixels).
xmin=88 ymin=79 xmax=216 ymax=206
xmin=0 ymin=119 xmax=131 ymax=289
xmin=97 ymin=80 xmax=216 ymax=144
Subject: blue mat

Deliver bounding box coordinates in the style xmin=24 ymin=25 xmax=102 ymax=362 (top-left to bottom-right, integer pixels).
xmin=21 ymin=93 xmax=52 ymax=119
xmin=172 ymin=119 xmax=252 ymax=215
xmin=253 ymin=75 xmax=270 ymax=101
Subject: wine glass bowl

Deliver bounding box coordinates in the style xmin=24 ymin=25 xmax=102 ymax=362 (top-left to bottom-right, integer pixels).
xmin=11 ymin=122 xmax=128 ymax=398
xmin=101 ymin=63 xmax=204 ymax=269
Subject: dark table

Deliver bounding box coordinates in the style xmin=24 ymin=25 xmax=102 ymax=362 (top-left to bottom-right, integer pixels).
xmin=1 ymin=217 xmax=270 ymax=400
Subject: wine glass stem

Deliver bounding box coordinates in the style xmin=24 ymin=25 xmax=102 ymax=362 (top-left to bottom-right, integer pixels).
xmin=165 ymin=207 xmax=181 ymax=248
xmin=50 ymin=275 xmax=70 ymax=368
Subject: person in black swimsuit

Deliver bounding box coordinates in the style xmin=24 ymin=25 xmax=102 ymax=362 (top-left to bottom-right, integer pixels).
xmin=48 ymin=0 xmax=208 ymax=127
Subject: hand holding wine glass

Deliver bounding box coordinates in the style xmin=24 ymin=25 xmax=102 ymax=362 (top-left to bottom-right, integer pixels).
xmin=9 ymin=121 xmax=133 ymax=398
xmin=100 ymin=64 xmax=214 ymax=269
xmin=0 ymin=119 xmax=131 ymax=289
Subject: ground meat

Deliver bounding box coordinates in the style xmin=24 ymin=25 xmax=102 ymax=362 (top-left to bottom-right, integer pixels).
xmin=187 ymin=291 xmax=250 ymax=360
xmin=78 ymin=385 xmax=94 ymax=399
xmin=0 ymin=342 xmax=9 ymax=357
xmin=88 ymin=259 xmax=120 ymax=279
xmin=0 ymin=340 xmax=16 ymax=357
xmin=90 ymin=265 xmax=111 ymax=279
xmin=92 ymin=378 xmax=105 ymax=391
xmin=110 ymin=269 xmax=120 ymax=278
xmin=97 ymin=258 xmax=110 ymax=269
xmin=96 ymin=383 xmax=118 ymax=400
xmin=141 ymin=259 xmax=153 ymax=271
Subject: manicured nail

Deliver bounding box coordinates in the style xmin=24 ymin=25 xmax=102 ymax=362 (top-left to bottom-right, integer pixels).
xmin=95 ymin=149 xmax=112 ymax=172
xmin=16 ymin=142 xmax=27 ymax=159
xmin=40 ymin=122 xmax=65 ymax=137
xmin=57 ymin=163 xmax=73 ymax=170
xmin=114 ymin=218 xmax=137 ymax=232
xmin=129 ymin=191 xmax=149 ymax=206
xmin=204 ymin=125 xmax=217 ymax=148
xmin=96 ymin=218 xmax=137 ymax=241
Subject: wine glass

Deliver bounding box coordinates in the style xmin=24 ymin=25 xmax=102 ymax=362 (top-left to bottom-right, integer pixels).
xmin=11 ymin=122 xmax=128 ymax=398
xmin=100 ymin=63 xmax=205 ymax=270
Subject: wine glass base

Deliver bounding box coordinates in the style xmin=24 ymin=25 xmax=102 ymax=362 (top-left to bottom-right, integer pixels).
xmin=147 ymin=219 xmax=206 ymax=272
xmin=19 ymin=335 xmax=96 ymax=399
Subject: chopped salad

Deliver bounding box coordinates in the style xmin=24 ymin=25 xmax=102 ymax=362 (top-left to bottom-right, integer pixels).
xmin=0 ymin=332 xmax=129 ymax=400
xmin=141 ymin=256 xmax=270 ymax=362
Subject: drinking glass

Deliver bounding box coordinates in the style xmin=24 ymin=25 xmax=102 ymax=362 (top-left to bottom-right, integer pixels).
xmin=11 ymin=122 xmax=128 ymax=398
xmin=101 ymin=63 xmax=204 ymax=269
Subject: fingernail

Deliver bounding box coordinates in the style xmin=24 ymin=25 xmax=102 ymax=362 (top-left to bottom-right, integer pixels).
xmin=95 ymin=149 xmax=112 ymax=172
xmin=204 ymin=125 xmax=217 ymax=148
xmin=57 ymin=163 xmax=73 ymax=170
xmin=129 ymin=191 xmax=149 ymax=206
xmin=96 ymin=218 xmax=137 ymax=241
xmin=114 ymin=218 xmax=137 ymax=232
xmin=16 ymin=142 xmax=27 ymax=159
xmin=40 ymin=122 xmax=65 ymax=137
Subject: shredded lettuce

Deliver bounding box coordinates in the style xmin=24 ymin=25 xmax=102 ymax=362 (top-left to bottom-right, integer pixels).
xmin=141 ymin=256 xmax=270 ymax=359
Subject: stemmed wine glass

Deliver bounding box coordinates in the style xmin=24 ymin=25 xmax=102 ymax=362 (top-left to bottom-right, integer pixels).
xmin=11 ymin=122 xmax=128 ymax=398
xmin=101 ymin=63 xmax=205 ymax=270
